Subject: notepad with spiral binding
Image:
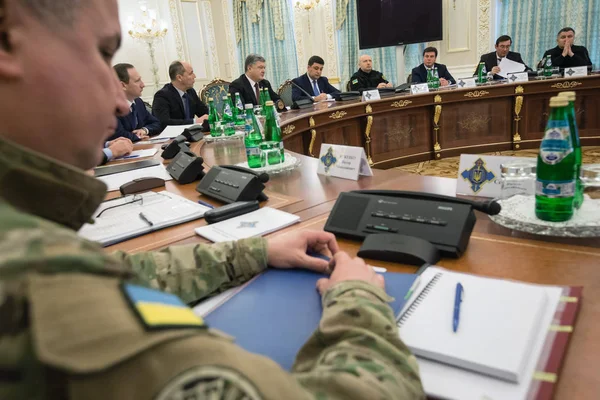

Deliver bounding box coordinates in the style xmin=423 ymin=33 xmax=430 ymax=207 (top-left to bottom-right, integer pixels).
xmin=399 ymin=266 xmax=582 ymax=400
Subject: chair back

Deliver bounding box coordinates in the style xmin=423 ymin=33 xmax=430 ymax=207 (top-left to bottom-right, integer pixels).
xmin=406 ymin=73 xmax=412 ymax=84
xmin=346 ymin=80 xmax=352 ymax=92
xmin=200 ymin=78 xmax=230 ymax=112
xmin=277 ymin=80 xmax=294 ymax=107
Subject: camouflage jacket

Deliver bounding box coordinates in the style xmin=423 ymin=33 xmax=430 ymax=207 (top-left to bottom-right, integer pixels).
xmin=0 ymin=137 xmax=424 ymax=399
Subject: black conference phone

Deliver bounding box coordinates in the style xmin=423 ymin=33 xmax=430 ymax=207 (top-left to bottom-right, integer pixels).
xmin=324 ymin=190 xmax=501 ymax=258
xmin=196 ymin=165 xmax=269 ymax=204
xmin=166 ymin=151 xmax=205 ymax=184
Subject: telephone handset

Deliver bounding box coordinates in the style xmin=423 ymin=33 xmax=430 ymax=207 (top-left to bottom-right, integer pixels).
xmin=324 ymin=190 xmax=501 ymax=258
xmin=196 ymin=165 xmax=269 ymax=204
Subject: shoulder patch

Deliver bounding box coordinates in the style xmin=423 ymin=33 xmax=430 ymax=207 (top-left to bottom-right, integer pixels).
xmin=155 ymin=366 xmax=263 ymax=400
xmin=382 ymin=75 xmax=387 ymax=80
xmin=352 ymin=79 xmax=358 ymax=84
xmin=121 ymin=284 xmax=205 ymax=330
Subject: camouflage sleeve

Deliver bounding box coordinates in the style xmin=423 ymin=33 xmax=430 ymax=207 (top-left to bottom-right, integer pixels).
xmin=292 ymin=281 xmax=425 ymax=400
xmin=110 ymin=237 xmax=268 ymax=304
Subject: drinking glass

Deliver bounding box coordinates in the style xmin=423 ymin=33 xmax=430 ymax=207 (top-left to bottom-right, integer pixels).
xmin=580 ymin=164 xmax=600 ymax=200
xmin=500 ymin=161 xmax=536 ymax=199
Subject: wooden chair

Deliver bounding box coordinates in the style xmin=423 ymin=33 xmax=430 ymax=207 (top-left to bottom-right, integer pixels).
xmin=277 ymin=80 xmax=294 ymax=108
xmin=200 ymin=78 xmax=230 ymax=112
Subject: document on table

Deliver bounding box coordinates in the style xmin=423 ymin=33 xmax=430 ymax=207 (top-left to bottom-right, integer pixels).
xmin=497 ymin=58 xmax=526 ymax=78
xmin=113 ymin=148 xmax=157 ymax=160
xmin=97 ymin=164 xmax=172 ymax=191
xmin=153 ymin=124 xmax=196 ymax=140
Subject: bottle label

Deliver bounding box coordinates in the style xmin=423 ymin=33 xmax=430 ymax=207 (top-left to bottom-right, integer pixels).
xmin=540 ymin=127 xmax=572 ymax=165
xmin=246 ymin=147 xmax=261 ymax=157
xmin=536 ymin=179 xmax=575 ymax=197
xmin=224 ymin=104 xmax=233 ymax=117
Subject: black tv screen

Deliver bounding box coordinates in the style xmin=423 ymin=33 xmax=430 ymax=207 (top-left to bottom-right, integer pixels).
xmin=356 ymin=0 xmax=443 ymax=49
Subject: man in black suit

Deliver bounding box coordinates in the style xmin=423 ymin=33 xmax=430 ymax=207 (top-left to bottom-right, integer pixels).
xmin=152 ymin=61 xmax=209 ymax=129
xmin=540 ymin=27 xmax=592 ymax=69
xmin=411 ymin=47 xmax=455 ymax=86
xmin=292 ymin=56 xmax=340 ymax=102
xmin=477 ymin=35 xmax=531 ymax=80
xmin=229 ymin=54 xmax=287 ymax=112
xmin=108 ymin=63 xmax=161 ymax=142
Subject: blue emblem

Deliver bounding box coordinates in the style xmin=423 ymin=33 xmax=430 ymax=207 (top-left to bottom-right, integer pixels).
xmin=238 ymin=221 xmax=258 ymax=229
xmin=320 ymin=146 xmax=337 ymax=173
xmin=460 ymin=158 xmax=495 ymax=193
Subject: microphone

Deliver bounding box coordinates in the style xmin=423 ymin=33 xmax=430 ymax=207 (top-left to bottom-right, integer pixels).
xmin=289 ymin=80 xmax=316 ymax=103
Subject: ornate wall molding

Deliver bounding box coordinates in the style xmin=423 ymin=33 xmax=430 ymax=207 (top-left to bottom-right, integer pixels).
xmin=201 ymin=1 xmax=221 ymax=77
xmin=221 ymin=0 xmax=238 ymax=78
xmin=168 ymin=0 xmax=185 ymax=60
xmin=323 ymin=0 xmax=339 ymax=80
xmin=477 ymin=0 xmax=491 ymax=61
xmin=292 ymin=7 xmax=306 ymax=75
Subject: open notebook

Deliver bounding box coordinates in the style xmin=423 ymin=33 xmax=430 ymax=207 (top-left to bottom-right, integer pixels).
xmin=399 ymin=266 xmax=581 ymax=400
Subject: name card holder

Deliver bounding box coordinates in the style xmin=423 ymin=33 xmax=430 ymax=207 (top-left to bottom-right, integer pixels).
xmin=410 ymin=83 xmax=429 ymax=94
xmin=317 ymin=144 xmax=373 ymax=181
xmin=563 ymin=66 xmax=588 ymax=78
xmin=362 ymin=89 xmax=381 ymax=102
xmin=507 ymin=72 xmax=529 ymax=83
xmin=457 ymin=78 xmax=477 ymax=88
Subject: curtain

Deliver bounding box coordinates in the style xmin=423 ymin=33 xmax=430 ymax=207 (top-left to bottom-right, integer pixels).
xmin=234 ymin=0 xmax=298 ymax=89
xmin=403 ymin=43 xmax=426 ymax=83
xmin=499 ymin=0 xmax=600 ymax=69
xmin=336 ymin=0 xmax=398 ymax=88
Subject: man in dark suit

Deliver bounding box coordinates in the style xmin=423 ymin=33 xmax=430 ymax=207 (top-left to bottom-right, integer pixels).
xmin=411 ymin=47 xmax=456 ymax=86
xmin=476 ymin=35 xmax=532 ymax=80
xmin=108 ymin=63 xmax=161 ymax=142
xmin=152 ymin=61 xmax=209 ymax=129
xmin=229 ymin=54 xmax=287 ymax=112
xmin=292 ymin=55 xmax=340 ymax=102
xmin=540 ymin=27 xmax=592 ymax=69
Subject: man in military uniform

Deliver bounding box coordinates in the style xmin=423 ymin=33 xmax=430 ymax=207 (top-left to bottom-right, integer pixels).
xmin=0 ymin=1 xmax=424 ymax=399
xmin=349 ymin=54 xmax=393 ymax=91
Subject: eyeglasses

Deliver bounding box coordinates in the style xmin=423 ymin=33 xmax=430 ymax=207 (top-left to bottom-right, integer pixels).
xmin=94 ymin=192 xmax=171 ymax=218
xmin=96 ymin=194 xmax=143 ymax=218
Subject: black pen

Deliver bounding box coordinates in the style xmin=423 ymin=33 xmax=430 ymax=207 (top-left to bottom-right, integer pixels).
xmin=138 ymin=212 xmax=154 ymax=226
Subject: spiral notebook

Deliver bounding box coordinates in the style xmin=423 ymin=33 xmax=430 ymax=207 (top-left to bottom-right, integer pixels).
xmin=398 ymin=266 xmax=581 ymax=400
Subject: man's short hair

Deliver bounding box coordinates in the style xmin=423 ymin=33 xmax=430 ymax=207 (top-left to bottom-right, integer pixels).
xmin=495 ymin=35 xmax=512 ymax=46
xmin=244 ymin=54 xmax=266 ymax=71
xmin=308 ymin=55 xmax=325 ymax=66
xmin=557 ymin=27 xmax=575 ymax=37
xmin=169 ymin=61 xmax=186 ymax=81
xmin=15 ymin=0 xmax=81 ymax=25
xmin=423 ymin=47 xmax=438 ymax=57
xmin=113 ymin=63 xmax=134 ymax=84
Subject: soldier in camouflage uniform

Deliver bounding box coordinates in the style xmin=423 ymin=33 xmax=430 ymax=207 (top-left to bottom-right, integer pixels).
xmin=0 ymin=1 xmax=425 ymax=399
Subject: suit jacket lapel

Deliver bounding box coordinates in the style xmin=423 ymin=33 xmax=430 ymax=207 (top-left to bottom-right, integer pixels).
xmin=241 ymin=75 xmax=257 ymax=104
xmin=169 ymin=84 xmax=186 ymax=116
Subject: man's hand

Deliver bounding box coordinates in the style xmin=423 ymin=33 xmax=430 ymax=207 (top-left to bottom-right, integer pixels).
xmin=491 ymin=66 xmax=501 ymax=75
xmin=107 ymin=138 xmax=133 ymax=158
xmin=316 ymin=252 xmax=385 ymax=295
xmin=314 ymin=93 xmax=328 ymax=102
xmin=132 ymin=129 xmax=148 ymax=139
xmin=267 ymin=230 xmax=339 ymax=273
xmin=439 ymin=78 xmax=449 ymax=87
xmin=195 ymin=115 xmax=208 ymax=124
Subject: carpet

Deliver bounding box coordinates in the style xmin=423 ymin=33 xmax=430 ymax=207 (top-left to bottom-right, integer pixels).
xmin=395 ymin=147 xmax=600 ymax=179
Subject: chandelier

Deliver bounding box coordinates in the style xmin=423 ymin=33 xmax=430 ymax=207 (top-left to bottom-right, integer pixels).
xmin=295 ymin=0 xmax=320 ymax=11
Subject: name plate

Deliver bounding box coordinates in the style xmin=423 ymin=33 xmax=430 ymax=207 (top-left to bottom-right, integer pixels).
xmin=410 ymin=83 xmax=429 ymax=94
xmin=457 ymin=78 xmax=477 ymax=88
xmin=317 ymin=144 xmax=373 ymax=181
xmin=564 ymin=66 xmax=588 ymax=77
xmin=507 ymin=72 xmax=529 ymax=83
xmin=456 ymin=154 xmax=535 ymax=198
xmin=362 ymin=89 xmax=381 ymax=102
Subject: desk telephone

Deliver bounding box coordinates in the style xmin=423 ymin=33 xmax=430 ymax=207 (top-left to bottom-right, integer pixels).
xmin=196 ymin=165 xmax=269 ymax=203
xmin=324 ymin=190 xmax=501 ymax=260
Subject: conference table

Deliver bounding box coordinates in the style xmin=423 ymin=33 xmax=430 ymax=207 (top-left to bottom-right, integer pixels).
xmin=107 ymin=135 xmax=600 ymax=399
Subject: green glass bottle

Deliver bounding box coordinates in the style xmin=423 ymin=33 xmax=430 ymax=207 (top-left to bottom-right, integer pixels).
xmin=244 ymin=104 xmax=264 ymax=168
xmin=234 ymin=92 xmax=245 ymax=126
xmin=259 ymin=87 xmax=267 ymax=116
xmin=433 ymin=67 xmax=440 ymax=89
xmin=426 ymin=68 xmax=433 ymax=89
xmin=535 ymin=96 xmax=576 ymax=222
xmin=222 ymin=95 xmax=236 ymax=136
xmin=263 ymin=100 xmax=285 ymax=165
xmin=543 ymin=56 xmax=553 ymax=77
xmin=558 ymin=91 xmax=583 ymax=209
xmin=207 ymin=97 xmax=222 ymax=137
xmin=477 ymin=62 xmax=485 ymax=84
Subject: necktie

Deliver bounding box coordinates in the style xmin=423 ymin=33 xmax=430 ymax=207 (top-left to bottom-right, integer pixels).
xmin=254 ymin=83 xmax=260 ymax=104
xmin=312 ymin=80 xmax=320 ymax=96
xmin=498 ymin=58 xmax=502 ymax=64
xmin=182 ymin=93 xmax=190 ymax=119
xmin=130 ymin=103 xmax=138 ymax=129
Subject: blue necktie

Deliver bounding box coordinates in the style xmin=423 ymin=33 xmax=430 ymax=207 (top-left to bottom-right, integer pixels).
xmin=182 ymin=93 xmax=191 ymax=119
xmin=312 ymin=80 xmax=320 ymax=96
xmin=130 ymin=103 xmax=138 ymax=129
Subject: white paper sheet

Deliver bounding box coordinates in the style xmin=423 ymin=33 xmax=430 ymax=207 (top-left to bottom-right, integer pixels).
xmin=497 ymin=58 xmax=526 ymax=78
xmin=97 ymin=164 xmax=172 ymax=191
xmin=153 ymin=124 xmax=197 ymax=139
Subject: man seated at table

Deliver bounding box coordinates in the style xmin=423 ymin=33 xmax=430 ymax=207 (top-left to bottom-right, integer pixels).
xmin=0 ymin=0 xmax=424 ymax=398
xmin=476 ymin=35 xmax=531 ymax=80
xmin=100 ymin=137 xmax=133 ymax=165
xmin=108 ymin=63 xmax=161 ymax=142
xmin=229 ymin=53 xmax=287 ymax=112
xmin=411 ymin=47 xmax=456 ymax=86
xmin=152 ymin=61 xmax=209 ymax=129
xmin=292 ymin=55 xmax=340 ymax=102
xmin=540 ymin=27 xmax=592 ymax=69
xmin=350 ymin=54 xmax=393 ymax=91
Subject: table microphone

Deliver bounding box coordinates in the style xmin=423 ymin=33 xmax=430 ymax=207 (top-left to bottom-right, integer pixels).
xmin=289 ymin=80 xmax=316 ymax=103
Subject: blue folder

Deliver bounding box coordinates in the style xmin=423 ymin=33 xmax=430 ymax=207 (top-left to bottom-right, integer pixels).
xmin=204 ymin=269 xmax=417 ymax=370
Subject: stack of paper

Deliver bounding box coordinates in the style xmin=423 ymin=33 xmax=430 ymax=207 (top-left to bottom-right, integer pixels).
xmin=96 ymin=164 xmax=172 ymax=191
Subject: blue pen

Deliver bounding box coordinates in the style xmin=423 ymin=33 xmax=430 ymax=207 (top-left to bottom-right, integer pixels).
xmin=197 ymin=200 xmax=215 ymax=209
xmin=453 ymin=282 xmax=464 ymax=332
xmin=120 ymin=154 xmax=140 ymax=160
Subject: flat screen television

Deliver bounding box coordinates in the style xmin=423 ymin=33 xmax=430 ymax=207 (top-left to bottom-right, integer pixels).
xmin=356 ymin=0 xmax=443 ymax=49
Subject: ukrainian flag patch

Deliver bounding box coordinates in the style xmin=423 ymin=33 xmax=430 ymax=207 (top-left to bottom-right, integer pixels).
xmin=121 ymin=284 xmax=206 ymax=330
xmin=352 ymin=79 xmax=358 ymax=84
